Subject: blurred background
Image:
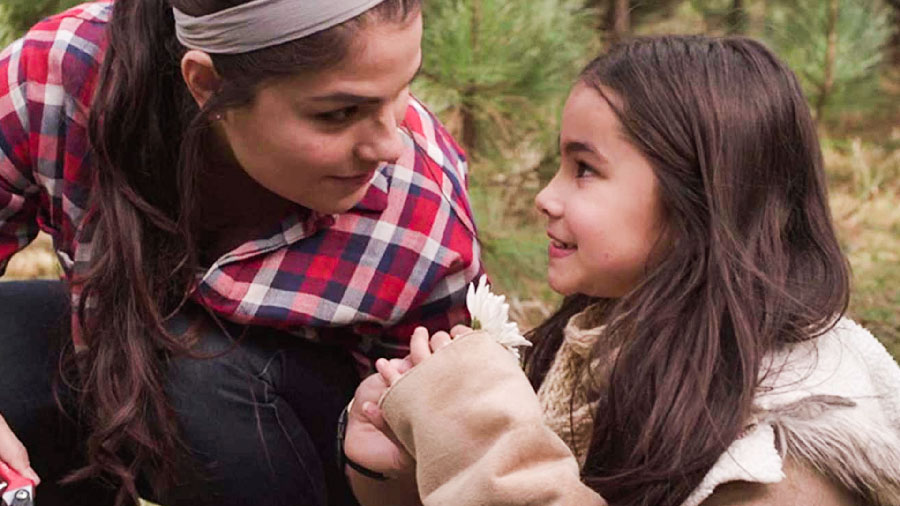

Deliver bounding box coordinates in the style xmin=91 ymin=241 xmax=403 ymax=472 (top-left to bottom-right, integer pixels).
xmin=2 ymin=0 xmax=898 ymax=360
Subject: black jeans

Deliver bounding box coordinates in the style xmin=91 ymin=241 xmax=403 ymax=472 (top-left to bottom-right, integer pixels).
xmin=0 ymin=280 xmax=361 ymax=506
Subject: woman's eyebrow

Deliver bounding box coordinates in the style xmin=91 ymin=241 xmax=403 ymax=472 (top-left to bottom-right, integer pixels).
xmin=310 ymin=92 xmax=382 ymax=105
xmin=310 ymin=57 xmax=424 ymax=105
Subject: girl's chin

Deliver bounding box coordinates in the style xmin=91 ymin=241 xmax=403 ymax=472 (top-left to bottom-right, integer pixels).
xmin=546 ymin=273 xmax=576 ymax=297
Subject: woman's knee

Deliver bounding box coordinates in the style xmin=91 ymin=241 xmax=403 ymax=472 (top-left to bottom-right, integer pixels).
xmin=158 ymin=310 xmax=332 ymax=505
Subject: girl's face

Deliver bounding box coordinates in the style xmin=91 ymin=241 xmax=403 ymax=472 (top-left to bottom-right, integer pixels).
xmin=219 ymin=12 xmax=423 ymax=215
xmin=535 ymin=83 xmax=666 ymax=298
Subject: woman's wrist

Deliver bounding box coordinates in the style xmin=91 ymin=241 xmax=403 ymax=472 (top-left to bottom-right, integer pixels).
xmin=341 ymin=396 xmax=422 ymax=506
xmin=336 ymin=399 xmax=389 ymax=481
xmin=347 ymin=464 xmax=422 ymax=506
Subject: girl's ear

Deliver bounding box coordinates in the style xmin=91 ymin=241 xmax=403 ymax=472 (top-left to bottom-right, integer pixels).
xmin=181 ymin=50 xmax=221 ymax=109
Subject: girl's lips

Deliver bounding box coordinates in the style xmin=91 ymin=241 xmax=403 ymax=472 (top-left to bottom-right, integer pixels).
xmin=548 ymin=242 xmax=576 ymax=259
xmin=547 ymin=233 xmax=576 ymax=259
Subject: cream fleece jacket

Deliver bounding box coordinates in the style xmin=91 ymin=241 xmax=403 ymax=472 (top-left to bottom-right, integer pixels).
xmin=379 ymin=331 xmax=606 ymax=506
xmin=379 ymin=320 xmax=900 ymax=506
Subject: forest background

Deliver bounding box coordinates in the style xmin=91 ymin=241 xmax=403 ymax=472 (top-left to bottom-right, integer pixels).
xmin=2 ymin=0 xmax=898 ymax=362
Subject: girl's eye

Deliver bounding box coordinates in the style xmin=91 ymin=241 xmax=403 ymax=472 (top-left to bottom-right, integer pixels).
xmin=575 ymin=161 xmax=597 ymax=178
xmin=316 ymin=106 xmax=359 ymax=123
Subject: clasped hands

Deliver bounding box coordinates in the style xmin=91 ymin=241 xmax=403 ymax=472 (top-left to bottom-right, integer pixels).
xmin=343 ymin=325 xmax=472 ymax=479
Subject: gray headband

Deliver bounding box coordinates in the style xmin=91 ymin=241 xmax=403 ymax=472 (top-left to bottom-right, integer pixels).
xmin=173 ymin=0 xmax=385 ymax=54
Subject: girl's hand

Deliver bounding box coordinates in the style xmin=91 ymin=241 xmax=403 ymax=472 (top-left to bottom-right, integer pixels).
xmin=376 ymin=325 xmax=471 ymax=386
xmin=0 ymin=414 xmax=40 ymax=485
xmin=344 ymin=360 xmax=415 ymax=478
xmin=346 ymin=324 xmax=472 ymax=476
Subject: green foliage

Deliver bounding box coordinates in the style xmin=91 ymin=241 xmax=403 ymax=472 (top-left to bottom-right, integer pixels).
xmin=414 ymin=0 xmax=596 ymax=162
xmin=765 ymin=0 xmax=893 ymax=121
xmin=824 ymin=133 xmax=900 ymax=355
xmin=468 ymin=183 xmax=560 ymax=328
xmin=0 ymin=0 xmax=896 ymax=359
xmin=0 ymin=0 xmax=83 ymax=45
xmin=689 ymin=0 xmax=746 ymax=33
xmin=415 ymin=0 xmax=597 ymax=322
xmin=628 ymin=0 xmax=687 ymax=26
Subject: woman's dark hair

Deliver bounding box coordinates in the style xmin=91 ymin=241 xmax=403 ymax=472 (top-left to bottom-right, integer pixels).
xmin=68 ymin=0 xmax=421 ymax=503
xmin=524 ymin=36 xmax=850 ymax=506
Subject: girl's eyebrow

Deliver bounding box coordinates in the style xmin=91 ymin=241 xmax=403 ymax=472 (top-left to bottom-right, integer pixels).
xmin=561 ymin=139 xmax=610 ymax=164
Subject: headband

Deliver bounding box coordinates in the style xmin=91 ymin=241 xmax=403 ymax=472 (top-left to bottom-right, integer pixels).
xmin=173 ymin=0 xmax=386 ymax=54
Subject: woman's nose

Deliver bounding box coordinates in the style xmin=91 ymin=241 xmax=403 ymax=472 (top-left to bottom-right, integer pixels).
xmin=356 ymin=109 xmax=405 ymax=165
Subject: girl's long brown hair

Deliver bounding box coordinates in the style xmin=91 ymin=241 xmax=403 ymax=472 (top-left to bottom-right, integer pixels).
xmin=68 ymin=0 xmax=421 ymax=504
xmin=525 ymin=36 xmax=850 ymax=506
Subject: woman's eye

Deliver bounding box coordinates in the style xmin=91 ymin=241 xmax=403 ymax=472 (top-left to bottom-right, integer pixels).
xmin=316 ymin=106 xmax=359 ymax=123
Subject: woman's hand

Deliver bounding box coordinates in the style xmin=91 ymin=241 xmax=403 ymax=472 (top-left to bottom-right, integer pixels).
xmin=344 ymin=359 xmax=415 ymax=478
xmin=0 ymin=414 xmax=40 ymax=484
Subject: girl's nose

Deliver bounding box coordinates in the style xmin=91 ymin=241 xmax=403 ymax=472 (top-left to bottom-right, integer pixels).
xmin=535 ymin=177 xmax=563 ymax=218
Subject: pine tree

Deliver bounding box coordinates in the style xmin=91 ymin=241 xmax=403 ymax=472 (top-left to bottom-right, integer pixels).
xmin=0 ymin=0 xmax=82 ymax=46
xmin=414 ymin=0 xmax=596 ymax=166
xmin=765 ymin=0 xmax=893 ymax=122
xmin=609 ymin=0 xmax=632 ymax=41
xmin=690 ymin=0 xmax=748 ymax=33
xmin=886 ymin=0 xmax=900 ymax=64
xmin=725 ymin=0 xmax=747 ymax=34
xmin=413 ymin=1 xmax=596 ymax=313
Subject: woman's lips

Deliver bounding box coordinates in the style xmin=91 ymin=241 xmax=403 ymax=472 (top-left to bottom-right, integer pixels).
xmin=331 ymin=172 xmax=375 ymax=186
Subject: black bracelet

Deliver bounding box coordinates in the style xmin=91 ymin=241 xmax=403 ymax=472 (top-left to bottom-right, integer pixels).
xmin=336 ymin=399 xmax=389 ymax=481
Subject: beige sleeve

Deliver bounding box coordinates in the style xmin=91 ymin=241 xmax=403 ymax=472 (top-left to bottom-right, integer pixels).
xmin=379 ymin=331 xmax=607 ymax=506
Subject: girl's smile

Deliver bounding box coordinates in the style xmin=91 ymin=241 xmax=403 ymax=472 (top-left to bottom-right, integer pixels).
xmin=536 ymin=83 xmax=667 ymax=298
xmin=547 ymin=233 xmax=577 ymax=258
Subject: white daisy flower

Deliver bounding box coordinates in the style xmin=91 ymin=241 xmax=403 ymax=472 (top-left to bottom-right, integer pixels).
xmin=466 ymin=275 xmax=532 ymax=359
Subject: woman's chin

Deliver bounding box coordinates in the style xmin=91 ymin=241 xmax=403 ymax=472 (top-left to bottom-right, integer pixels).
xmin=292 ymin=186 xmax=370 ymax=215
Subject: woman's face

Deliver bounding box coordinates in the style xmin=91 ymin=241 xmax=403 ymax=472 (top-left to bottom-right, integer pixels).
xmin=219 ymin=12 xmax=423 ymax=215
xmin=535 ymin=83 xmax=667 ymax=298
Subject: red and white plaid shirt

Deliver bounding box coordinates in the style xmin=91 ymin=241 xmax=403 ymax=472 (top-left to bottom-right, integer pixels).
xmin=0 ymin=2 xmax=482 ymax=366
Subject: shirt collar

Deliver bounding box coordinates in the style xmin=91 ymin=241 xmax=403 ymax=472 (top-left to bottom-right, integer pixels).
xmin=350 ymin=162 xmax=390 ymax=213
xmin=224 ymin=160 xmax=391 ymax=258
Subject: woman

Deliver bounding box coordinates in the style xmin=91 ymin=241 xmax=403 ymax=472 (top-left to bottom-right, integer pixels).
xmin=345 ymin=36 xmax=900 ymax=506
xmin=0 ymin=0 xmax=481 ymax=504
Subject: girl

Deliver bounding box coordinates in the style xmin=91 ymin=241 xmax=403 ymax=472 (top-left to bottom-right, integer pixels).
xmin=0 ymin=0 xmax=481 ymax=504
xmin=344 ymin=36 xmax=900 ymax=506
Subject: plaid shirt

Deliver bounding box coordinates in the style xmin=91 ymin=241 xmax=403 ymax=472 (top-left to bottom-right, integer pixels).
xmin=0 ymin=2 xmax=482 ymax=365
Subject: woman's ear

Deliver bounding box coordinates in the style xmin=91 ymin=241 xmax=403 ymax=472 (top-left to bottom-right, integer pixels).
xmin=181 ymin=50 xmax=221 ymax=109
